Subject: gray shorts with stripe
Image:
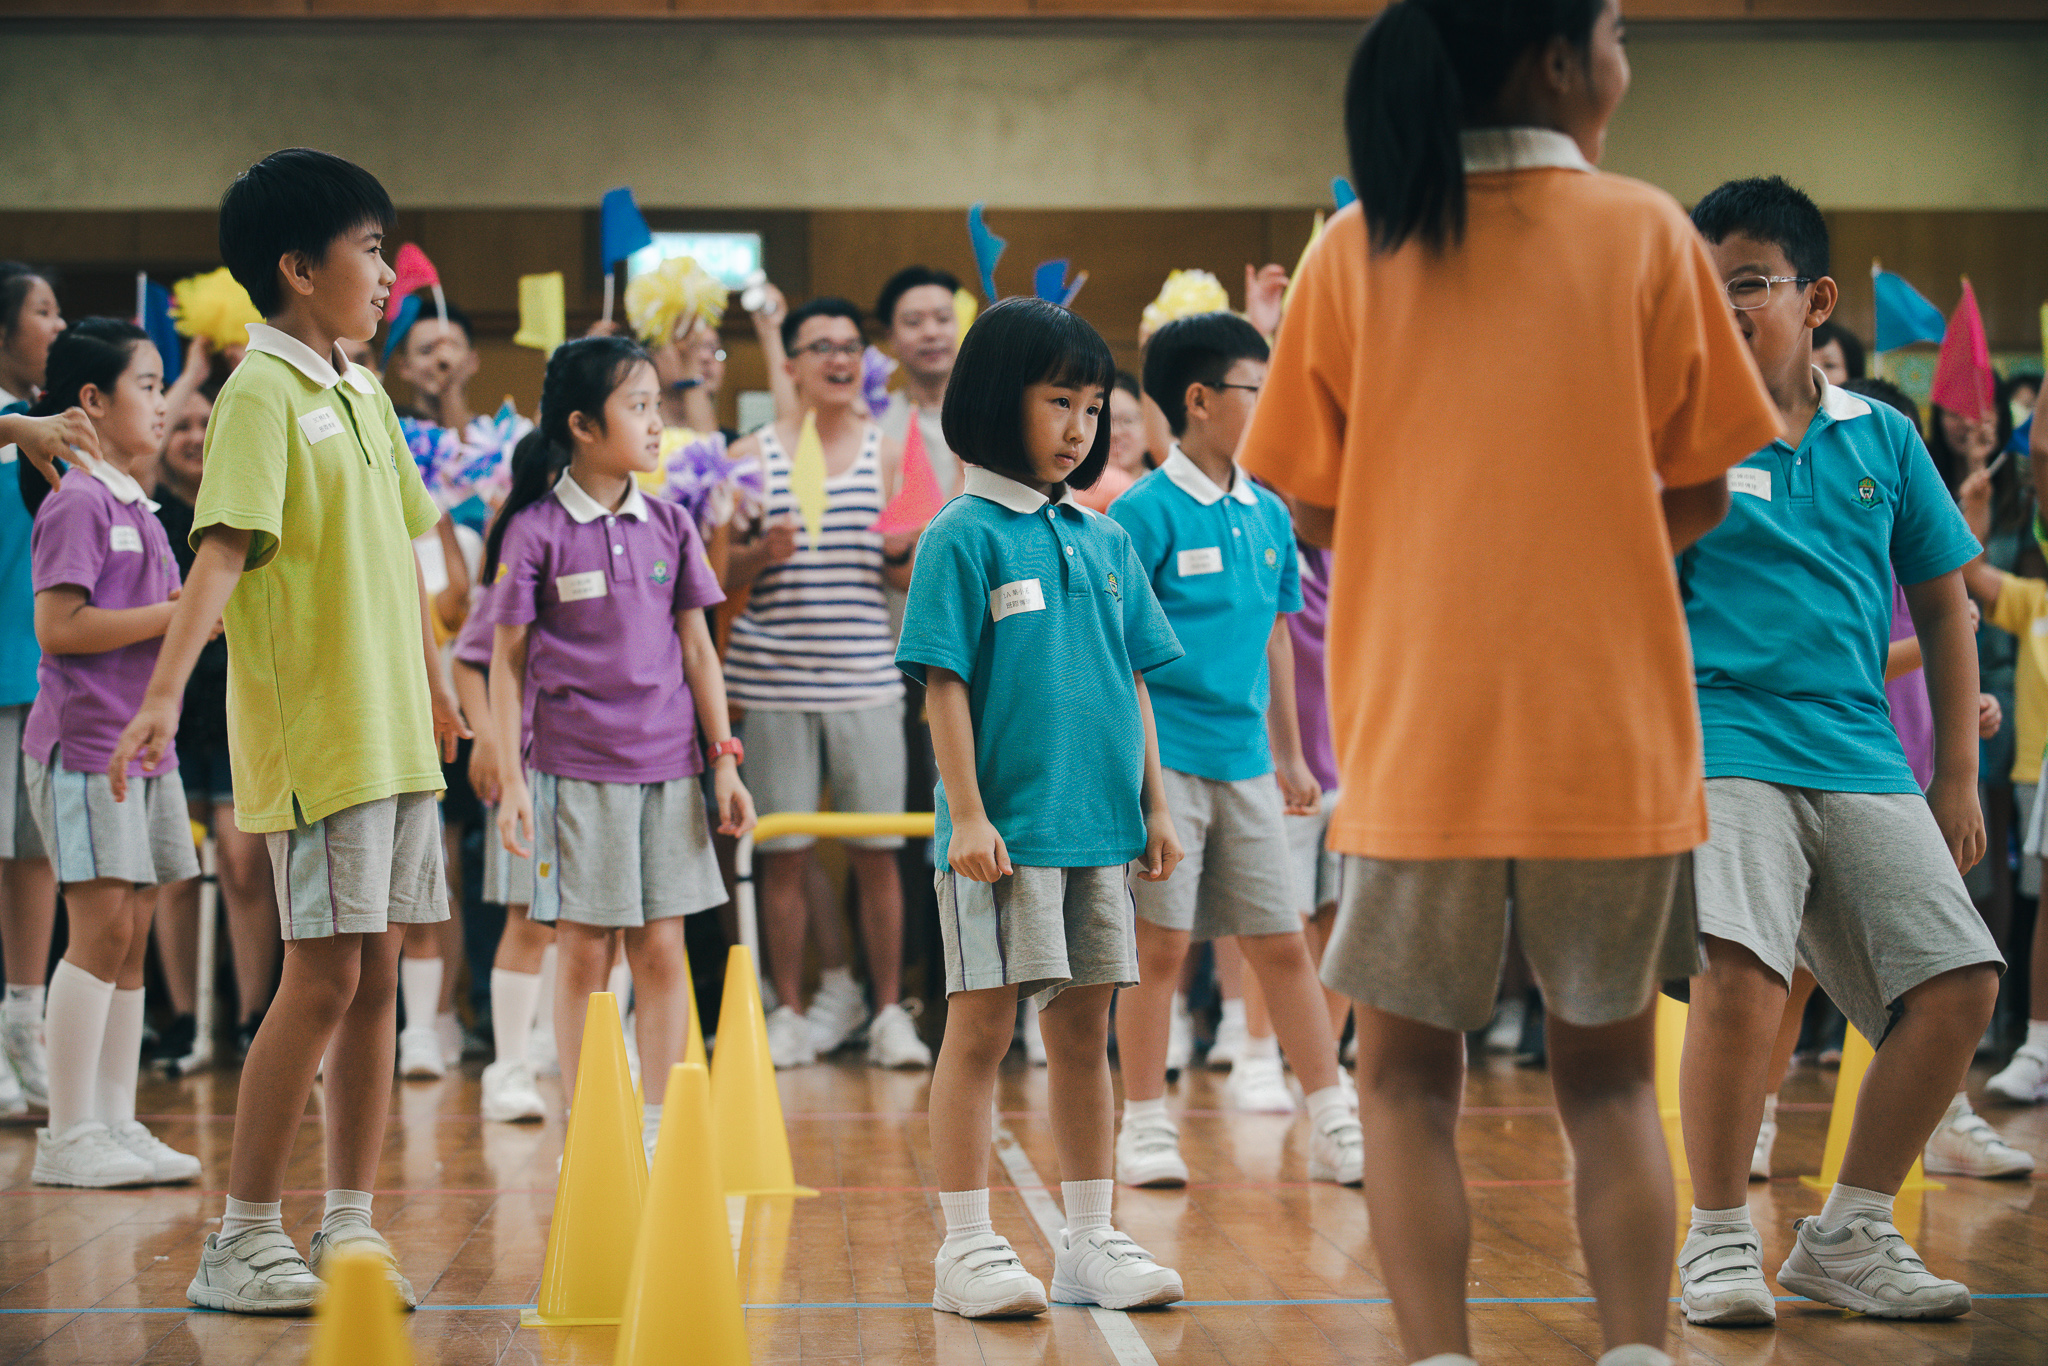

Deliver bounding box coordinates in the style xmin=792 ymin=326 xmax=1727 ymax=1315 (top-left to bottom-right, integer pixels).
xmin=266 ymin=791 xmax=449 ymax=941
xmin=25 ymin=749 xmax=199 ymax=887
xmin=935 ymin=864 xmax=1138 ymax=1010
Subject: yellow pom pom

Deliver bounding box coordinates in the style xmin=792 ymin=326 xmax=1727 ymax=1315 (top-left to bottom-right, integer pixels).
xmin=1140 ymin=269 xmax=1231 ymax=339
xmin=171 ymin=268 xmax=263 ymax=350
xmin=625 ymin=257 xmax=728 ymax=346
xmin=953 ymin=288 xmax=979 ymax=343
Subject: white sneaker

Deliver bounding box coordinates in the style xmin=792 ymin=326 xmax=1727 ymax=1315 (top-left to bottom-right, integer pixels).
xmin=766 ymin=1006 xmax=816 ymax=1069
xmin=436 ymin=1012 xmax=463 ymax=1068
xmin=931 ymin=1232 xmax=1048 ymax=1318
xmin=1751 ymin=1111 xmax=1778 ymax=1181
xmin=1776 ymin=1214 xmax=1971 ymax=1319
xmin=187 ymin=1227 xmax=324 ymax=1314
xmin=1208 ymin=1012 xmax=1246 ymax=1069
xmin=480 ymin=1059 xmax=547 ymax=1123
xmin=397 ymin=1026 xmax=445 ymax=1080
xmin=1020 ymin=1001 xmax=1047 ymax=1067
xmin=1050 ymin=1226 xmax=1183 ymax=1309
xmin=1115 ymin=1112 xmax=1188 ymax=1188
xmin=32 ymin=1119 xmax=153 ymax=1187
xmin=867 ymin=1002 xmax=932 ymax=1069
xmin=1986 ymin=1043 xmax=2048 ymax=1104
xmin=805 ymin=975 xmax=869 ymax=1056
xmin=528 ymin=1027 xmax=560 ymax=1078
xmin=1923 ymin=1094 xmax=2035 ymax=1178
xmin=0 ymin=1050 xmax=23 ymax=1115
xmin=4 ymin=1013 xmax=50 ymax=1108
xmin=1226 ymin=1055 xmax=1296 ymax=1113
xmin=1484 ymin=997 xmax=1525 ymax=1053
xmin=109 ymin=1120 xmax=201 ymax=1183
xmin=1677 ymin=1221 xmax=1775 ymax=1326
xmin=1307 ymin=1109 xmax=1365 ymax=1186
xmin=309 ymin=1226 xmax=418 ymax=1309
xmin=1164 ymin=996 xmax=1193 ymax=1077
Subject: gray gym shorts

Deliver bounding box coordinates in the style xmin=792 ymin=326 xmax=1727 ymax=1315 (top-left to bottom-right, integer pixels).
xmin=530 ymin=772 xmax=726 ymax=928
xmin=266 ymin=790 xmax=448 ymax=941
xmin=1130 ymin=768 xmax=1302 ymax=942
xmin=935 ymin=864 xmax=1139 ymax=1010
xmin=25 ymin=749 xmax=199 ymax=888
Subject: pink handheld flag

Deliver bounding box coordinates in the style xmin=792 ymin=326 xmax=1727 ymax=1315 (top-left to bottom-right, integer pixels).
xmin=872 ymin=409 xmax=945 ymax=535
xmin=390 ymin=243 xmax=447 ymax=327
xmin=1930 ymin=278 xmax=1995 ymax=424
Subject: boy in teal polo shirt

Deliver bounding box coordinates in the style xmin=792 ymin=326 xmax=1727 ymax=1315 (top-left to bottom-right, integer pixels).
xmin=1674 ymin=177 xmax=2001 ymax=1327
xmin=1110 ymin=312 xmax=1362 ymax=1189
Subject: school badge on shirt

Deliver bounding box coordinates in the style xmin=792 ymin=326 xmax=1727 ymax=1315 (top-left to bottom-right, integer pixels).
xmin=1854 ymin=477 xmax=1880 ymax=509
xmin=1106 ymin=571 xmax=1120 ymax=601
xmin=1264 ymin=547 xmax=1277 ymax=567
xmin=650 ymin=559 xmax=672 ymax=586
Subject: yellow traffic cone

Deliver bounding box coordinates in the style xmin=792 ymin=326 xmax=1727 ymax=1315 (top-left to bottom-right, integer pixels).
xmin=614 ymin=1064 xmax=751 ymax=1365
xmin=709 ymin=945 xmax=816 ymax=1198
xmin=1654 ymin=994 xmax=1690 ymax=1184
xmin=307 ymin=1247 xmax=413 ymax=1366
xmin=521 ymin=991 xmax=651 ymax=1327
xmin=1800 ymin=1025 xmax=1943 ymax=1193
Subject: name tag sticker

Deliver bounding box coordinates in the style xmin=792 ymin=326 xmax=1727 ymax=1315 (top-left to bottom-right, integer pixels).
xmin=2032 ymin=618 xmax=2048 ymax=639
xmin=1177 ymin=547 xmax=1224 ymax=576
xmin=1728 ymin=468 xmax=1771 ymax=501
xmin=109 ymin=525 xmax=142 ymax=553
xmin=555 ymin=571 xmax=609 ymax=603
xmin=989 ymin=578 xmax=1045 ymax=621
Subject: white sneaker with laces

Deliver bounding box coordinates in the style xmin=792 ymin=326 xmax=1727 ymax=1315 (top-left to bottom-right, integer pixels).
xmin=867 ymin=1002 xmax=932 ymax=1069
xmin=805 ymin=975 xmax=869 ymax=1056
xmin=766 ymin=1005 xmax=816 ymax=1069
xmin=109 ymin=1120 xmax=201 ymax=1183
xmin=1208 ymin=1013 xmax=1246 ymax=1069
xmin=1307 ymin=1109 xmax=1365 ymax=1186
xmin=309 ymin=1225 xmax=418 ymax=1309
xmin=1050 ymin=1225 xmax=1184 ymax=1309
xmin=397 ymin=1026 xmax=445 ymax=1080
xmin=1751 ymin=1112 xmax=1778 ymax=1181
xmin=1676 ymin=1222 xmax=1775 ymax=1325
xmin=1985 ymin=1044 xmax=2048 ymax=1104
xmin=1776 ymin=1214 xmax=1970 ymax=1319
xmin=931 ymin=1232 xmax=1048 ymax=1318
xmin=1115 ymin=1112 xmax=1189 ymax=1188
xmin=32 ymin=1119 xmax=153 ymax=1188
xmin=3 ymin=1014 xmax=49 ymax=1108
xmin=1923 ymin=1093 xmax=2034 ymax=1178
xmin=1226 ymin=1055 xmax=1296 ymax=1113
xmin=480 ymin=1059 xmax=547 ymax=1123
xmin=187 ymin=1227 xmax=324 ymax=1314
xmin=1164 ymin=997 xmax=1193 ymax=1077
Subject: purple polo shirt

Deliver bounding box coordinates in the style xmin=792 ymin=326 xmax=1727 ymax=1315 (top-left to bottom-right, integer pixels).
xmin=1287 ymin=543 xmax=1339 ymax=792
xmin=1887 ymin=579 xmax=1934 ymax=787
xmin=24 ymin=466 xmax=181 ymax=776
xmin=486 ymin=476 xmax=724 ymax=784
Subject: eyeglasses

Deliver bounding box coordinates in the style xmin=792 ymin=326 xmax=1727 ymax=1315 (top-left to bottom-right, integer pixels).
xmin=789 ymin=340 xmax=865 ymax=359
xmin=1206 ymin=382 xmax=1263 ymax=397
xmin=1724 ymin=274 xmax=1813 ymax=310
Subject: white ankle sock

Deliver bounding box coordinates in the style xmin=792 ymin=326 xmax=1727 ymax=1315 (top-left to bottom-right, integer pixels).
xmin=45 ymin=960 xmax=115 ymax=1132
xmin=322 ymin=1189 xmax=373 ymax=1238
xmin=96 ymin=987 xmax=145 ymax=1126
xmin=4 ymin=982 xmax=45 ymax=1023
xmin=491 ymin=969 xmax=540 ymax=1066
xmin=1596 ymin=1347 xmax=1672 ymax=1366
xmin=221 ymin=1196 xmax=283 ymax=1240
xmin=399 ymin=956 xmax=442 ymax=1034
xmin=1123 ymin=1096 xmax=1167 ymax=1124
xmin=1243 ymin=1032 xmax=1279 ymax=1062
xmin=1760 ymin=1093 xmax=1778 ymax=1121
xmin=1305 ymin=1084 xmax=1350 ymax=1131
xmin=1819 ymin=1182 xmax=1894 ymax=1232
xmin=1689 ymin=1203 xmax=1753 ymax=1232
xmin=818 ymin=965 xmax=855 ymax=998
xmin=1062 ymin=1178 xmax=1114 ymax=1236
xmin=1218 ymin=998 xmax=1245 ymax=1030
xmin=2027 ymin=1018 xmax=2048 ymax=1053
xmin=939 ymin=1188 xmax=992 ymax=1251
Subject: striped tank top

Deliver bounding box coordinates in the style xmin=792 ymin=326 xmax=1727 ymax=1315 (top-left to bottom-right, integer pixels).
xmin=724 ymin=422 xmax=904 ymax=711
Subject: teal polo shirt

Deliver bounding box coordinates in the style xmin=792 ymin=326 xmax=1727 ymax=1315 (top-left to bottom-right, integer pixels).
xmin=0 ymin=395 xmax=39 ymax=708
xmin=1679 ymin=372 xmax=1983 ymax=793
xmin=1110 ymin=449 xmax=1302 ymax=782
xmin=897 ymin=465 xmax=1182 ymax=868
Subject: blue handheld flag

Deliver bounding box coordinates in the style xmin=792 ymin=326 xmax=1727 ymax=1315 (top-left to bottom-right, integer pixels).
xmin=141 ymin=279 xmax=182 ymax=386
xmin=968 ymin=204 xmax=1007 ymax=304
xmin=1332 ymin=177 xmax=1357 ymax=211
xmin=600 ymin=187 xmax=653 ymax=267
xmin=1873 ymin=268 xmax=1946 ymax=352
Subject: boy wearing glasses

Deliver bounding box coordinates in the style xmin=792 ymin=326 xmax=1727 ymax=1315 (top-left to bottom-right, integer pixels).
xmin=722 ymin=297 xmax=930 ymax=1072
xmin=1674 ymin=177 xmax=1999 ymax=1326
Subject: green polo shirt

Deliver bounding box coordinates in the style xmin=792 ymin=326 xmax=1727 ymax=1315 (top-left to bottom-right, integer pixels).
xmin=194 ymin=324 xmax=443 ymax=832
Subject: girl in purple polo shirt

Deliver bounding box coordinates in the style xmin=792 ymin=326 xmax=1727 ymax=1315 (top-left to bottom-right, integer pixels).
xmin=484 ymin=336 xmax=755 ymax=1157
xmin=19 ymin=319 xmax=200 ymax=1188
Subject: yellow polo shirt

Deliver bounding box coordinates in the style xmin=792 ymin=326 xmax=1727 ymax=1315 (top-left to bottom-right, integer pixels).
xmin=1990 ymin=570 xmax=2048 ymax=785
xmin=195 ymin=324 xmax=444 ymax=832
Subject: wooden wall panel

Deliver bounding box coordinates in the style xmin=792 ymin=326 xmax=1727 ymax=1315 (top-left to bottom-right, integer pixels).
xmin=1826 ymin=211 xmax=2048 ymax=354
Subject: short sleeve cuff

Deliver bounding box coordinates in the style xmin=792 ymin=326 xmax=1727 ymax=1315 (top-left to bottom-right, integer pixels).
xmin=1130 ymin=643 xmax=1184 ymax=676
xmin=896 ymin=646 xmax=973 ymax=687
xmin=1895 ymin=534 xmax=1988 ymax=590
xmin=191 ymin=512 xmax=282 ymax=571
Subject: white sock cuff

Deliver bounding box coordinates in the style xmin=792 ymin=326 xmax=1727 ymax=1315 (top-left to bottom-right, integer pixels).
xmin=1690 ymin=1204 xmax=1753 ymax=1228
xmin=50 ymin=958 xmax=114 ymax=999
xmin=1243 ymin=1033 xmax=1279 ymax=1061
xmin=1123 ymin=1096 xmax=1168 ymax=1121
xmin=1819 ymin=1181 xmax=1895 ymax=1231
xmin=2026 ymin=1018 xmax=2048 ymax=1050
xmin=1062 ymin=1178 xmax=1115 ymax=1233
xmin=1219 ymin=999 xmax=1246 ymax=1026
xmin=1760 ymin=1093 xmax=1779 ymax=1116
xmin=939 ymin=1188 xmax=993 ymax=1242
xmin=4 ymin=982 xmax=45 ymax=1018
xmin=221 ymin=1196 xmax=283 ymax=1239
xmin=1305 ymin=1084 xmax=1350 ymax=1128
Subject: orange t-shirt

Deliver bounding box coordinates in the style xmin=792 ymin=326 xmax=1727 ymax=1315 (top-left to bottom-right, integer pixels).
xmin=1240 ymin=168 xmax=1779 ymax=861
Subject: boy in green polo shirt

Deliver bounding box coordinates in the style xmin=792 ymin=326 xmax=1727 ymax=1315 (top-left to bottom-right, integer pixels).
xmin=110 ymin=149 xmax=466 ymax=1315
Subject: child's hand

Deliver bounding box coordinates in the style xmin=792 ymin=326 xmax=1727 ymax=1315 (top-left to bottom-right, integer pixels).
xmin=1277 ymin=759 xmax=1321 ymax=817
xmin=497 ymin=778 xmax=535 ymax=860
xmin=467 ymin=732 xmax=503 ymax=806
xmin=948 ymin=815 xmax=1012 ymax=884
xmin=1928 ymin=772 xmax=1986 ymax=874
xmin=762 ymin=519 xmax=800 ymax=563
xmin=183 ymin=336 xmax=211 ymax=385
xmin=430 ymin=681 xmax=472 ymax=764
xmin=12 ymin=409 xmax=98 ymax=492
xmin=1244 ymin=263 xmax=1289 ymax=339
xmin=1137 ymin=810 xmax=1183 ymax=883
xmin=713 ymin=764 xmax=756 ymax=839
xmin=1979 ymin=692 xmax=2003 ymax=740
xmin=1964 ymin=416 xmax=2001 ymax=466
xmin=107 ymin=698 xmax=181 ymax=800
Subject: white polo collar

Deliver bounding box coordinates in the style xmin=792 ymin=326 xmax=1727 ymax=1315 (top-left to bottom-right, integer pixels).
xmin=80 ymin=454 xmax=158 ymax=511
xmin=1461 ymin=127 xmax=1595 ymax=175
xmin=1162 ymin=446 xmax=1259 ymax=507
xmin=244 ymin=323 xmax=375 ymax=395
xmin=554 ymin=472 xmax=650 ymax=523
xmin=963 ymin=464 xmax=1077 ymax=514
xmin=1817 ymin=367 xmax=1872 ymax=422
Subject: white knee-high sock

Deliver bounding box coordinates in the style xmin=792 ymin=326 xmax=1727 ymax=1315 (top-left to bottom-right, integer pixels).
xmin=95 ymin=988 xmax=145 ymax=1126
xmin=534 ymin=944 xmax=558 ymax=1039
xmin=399 ymin=956 xmax=442 ymax=1034
xmin=492 ymin=969 xmax=541 ymax=1067
xmin=45 ymin=960 xmax=115 ymax=1132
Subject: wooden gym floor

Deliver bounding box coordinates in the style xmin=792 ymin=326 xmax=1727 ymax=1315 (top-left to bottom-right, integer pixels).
xmin=0 ymin=1049 xmax=2041 ymax=1365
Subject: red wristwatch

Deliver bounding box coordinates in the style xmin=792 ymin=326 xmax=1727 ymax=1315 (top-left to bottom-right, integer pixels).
xmin=707 ymin=737 xmax=744 ymax=766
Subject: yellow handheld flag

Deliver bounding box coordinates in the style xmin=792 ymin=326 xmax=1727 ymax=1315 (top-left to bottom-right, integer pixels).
xmin=1282 ymin=211 xmax=1326 ymax=316
xmin=514 ymin=272 xmax=566 ymax=356
xmin=789 ymin=409 xmax=829 ymax=548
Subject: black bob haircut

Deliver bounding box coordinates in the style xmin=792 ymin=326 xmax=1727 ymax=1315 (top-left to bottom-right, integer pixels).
xmin=1690 ymin=176 xmax=1830 ymax=284
xmin=219 ymin=149 xmax=395 ymax=318
xmin=1142 ymin=312 xmax=1269 ymax=437
xmin=875 ymin=267 xmax=961 ymax=329
xmin=780 ymin=296 xmax=864 ymax=354
xmin=941 ymin=298 xmax=1116 ymax=492
xmin=1811 ymin=320 xmax=1865 ymax=381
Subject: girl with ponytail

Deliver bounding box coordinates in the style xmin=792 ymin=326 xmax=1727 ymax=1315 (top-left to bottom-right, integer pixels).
xmin=1238 ymin=4 xmax=1783 ymax=1364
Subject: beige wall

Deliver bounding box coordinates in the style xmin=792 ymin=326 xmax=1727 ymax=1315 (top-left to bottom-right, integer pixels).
xmin=2 ymin=22 xmax=2045 ymax=211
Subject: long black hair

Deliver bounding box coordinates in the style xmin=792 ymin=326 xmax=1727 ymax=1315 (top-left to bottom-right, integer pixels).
xmin=942 ymin=297 xmax=1116 ymax=492
xmin=481 ymin=334 xmax=651 ymax=585
xmin=1346 ymin=0 xmax=1603 ymax=254
xmin=19 ymin=317 xmax=150 ymax=517
xmin=1929 ymin=398 xmax=2022 ymax=536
